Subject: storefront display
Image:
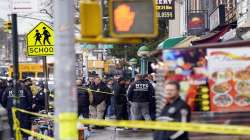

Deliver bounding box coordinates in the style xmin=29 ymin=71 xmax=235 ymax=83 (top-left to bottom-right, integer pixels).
xmin=207 ymin=47 xmax=250 ymax=112
xmin=162 ymin=47 xmax=250 ymax=112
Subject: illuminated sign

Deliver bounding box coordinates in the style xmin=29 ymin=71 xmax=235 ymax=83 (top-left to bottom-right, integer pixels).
xmin=109 ymin=0 xmax=158 ymax=38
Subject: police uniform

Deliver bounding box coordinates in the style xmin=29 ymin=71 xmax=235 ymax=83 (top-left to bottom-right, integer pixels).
xmin=32 ymin=89 xmax=45 ymax=112
xmin=127 ymin=79 xmax=154 ymax=120
xmin=1 ymin=83 xmax=33 ymax=138
xmin=154 ymin=97 xmax=191 ymax=140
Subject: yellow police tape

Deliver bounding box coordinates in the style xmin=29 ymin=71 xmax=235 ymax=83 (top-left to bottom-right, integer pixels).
xmin=49 ymin=87 xmax=114 ymax=99
xmin=12 ymin=107 xmax=250 ymax=137
xmin=80 ymin=87 xmax=114 ymax=95
xmin=20 ymin=128 xmax=54 ymax=140
xmin=14 ymin=107 xmax=54 ymax=119
xmin=78 ymin=119 xmax=250 ymax=135
xmin=12 ymin=107 xmax=55 ymax=140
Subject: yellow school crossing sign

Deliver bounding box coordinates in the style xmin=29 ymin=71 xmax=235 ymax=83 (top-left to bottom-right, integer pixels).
xmin=26 ymin=22 xmax=54 ymax=56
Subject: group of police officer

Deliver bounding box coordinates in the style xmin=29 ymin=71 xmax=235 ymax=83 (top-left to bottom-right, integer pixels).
xmin=76 ymin=74 xmax=191 ymax=140
xmin=0 ymin=78 xmax=46 ymax=140
xmin=0 ymin=75 xmax=191 ymax=140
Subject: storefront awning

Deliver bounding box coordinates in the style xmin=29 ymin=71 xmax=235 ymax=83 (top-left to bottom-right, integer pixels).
xmin=174 ymin=36 xmax=200 ymax=48
xmin=191 ymin=26 xmax=230 ymax=45
xmin=157 ymin=36 xmax=186 ymax=49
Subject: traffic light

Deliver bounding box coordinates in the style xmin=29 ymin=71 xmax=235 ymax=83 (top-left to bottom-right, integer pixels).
xmin=79 ymin=0 xmax=102 ymax=37
xmin=109 ymin=0 xmax=158 ymax=38
xmin=3 ymin=21 xmax=12 ymax=31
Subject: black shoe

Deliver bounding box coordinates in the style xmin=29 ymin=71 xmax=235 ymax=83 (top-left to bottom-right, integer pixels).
xmin=92 ymin=126 xmax=105 ymax=129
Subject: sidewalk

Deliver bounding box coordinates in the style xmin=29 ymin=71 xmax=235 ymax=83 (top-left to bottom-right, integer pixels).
xmin=88 ymin=128 xmax=153 ymax=140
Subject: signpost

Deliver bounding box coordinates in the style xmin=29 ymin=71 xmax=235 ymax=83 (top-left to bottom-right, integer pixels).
xmin=26 ymin=21 xmax=54 ymax=113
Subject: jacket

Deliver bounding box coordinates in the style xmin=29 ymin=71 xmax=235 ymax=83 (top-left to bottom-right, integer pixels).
xmin=2 ymin=84 xmax=33 ymax=111
xmin=154 ymin=97 xmax=191 ymax=140
xmin=1 ymin=83 xmax=33 ymax=132
xmin=90 ymin=82 xmax=110 ymax=106
xmin=113 ymin=82 xmax=127 ymax=104
xmin=77 ymin=86 xmax=89 ymax=107
xmin=127 ymin=79 xmax=154 ymax=103
xmin=32 ymin=89 xmax=45 ymax=112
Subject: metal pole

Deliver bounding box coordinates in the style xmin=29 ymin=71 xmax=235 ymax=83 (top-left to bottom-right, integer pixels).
xmin=54 ymin=0 xmax=78 ymax=139
xmin=11 ymin=13 xmax=19 ymax=106
xmin=132 ymin=64 xmax=135 ymax=78
xmin=140 ymin=57 xmax=145 ymax=75
xmin=42 ymin=56 xmax=49 ymax=113
xmin=248 ymin=0 xmax=250 ymax=23
xmin=83 ymin=49 xmax=89 ymax=84
xmin=145 ymin=58 xmax=148 ymax=74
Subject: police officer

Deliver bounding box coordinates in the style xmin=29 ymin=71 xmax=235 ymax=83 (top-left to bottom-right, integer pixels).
xmin=89 ymin=76 xmax=109 ymax=120
xmin=114 ymin=77 xmax=128 ymax=120
xmin=1 ymin=80 xmax=33 ymax=139
xmin=76 ymin=79 xmax=89 ymax=118
xmin=24 ymin=77 xmax=33 ymax=94
xmin=154 ymin=81 xmax=191 ymax=140
xmin=127 ymin=74 xmax=154 ymax=121
xmin=32 ymin=81 xmax=45 ymax=112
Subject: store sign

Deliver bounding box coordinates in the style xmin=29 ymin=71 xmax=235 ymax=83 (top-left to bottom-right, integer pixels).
xmin=157 ymin=0 xmax=175 ymax=19
xmin=207 ymin=47 xmax=250 ymax=112
xmin=209 ymin=5 xmax=225 ymax=31
xmin=187 ymin=12 xmax=207 ymax=35
xmin=10 ymin=0 xmax=38 ymax=13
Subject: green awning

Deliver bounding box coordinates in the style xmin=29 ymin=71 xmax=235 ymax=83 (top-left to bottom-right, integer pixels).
xmin=158 ymin=36 xmax=186 ymax=49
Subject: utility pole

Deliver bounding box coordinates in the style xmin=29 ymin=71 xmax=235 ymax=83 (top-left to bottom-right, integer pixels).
xmin=11 ymin=14 xmax=19 ymax=106
xmin=54 ymin=0 xmax=78 ymax=139
xmin=42 ymin=56 xmax=49 ymax=113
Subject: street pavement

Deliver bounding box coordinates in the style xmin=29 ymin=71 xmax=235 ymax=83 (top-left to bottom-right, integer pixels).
xmin=88 ymin=128 xmax=153 ymax=140
xmin=86 ymin=128 xmax=250 ymax=140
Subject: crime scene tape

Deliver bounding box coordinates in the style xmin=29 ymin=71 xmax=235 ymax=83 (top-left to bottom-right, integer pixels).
xmin=12 ymin=107 xmax=55 ymax=140
xmin=12 ymin=107 xmax=250 ymax=136
xmin=79 ymin=87 xmax=114 ymax=95
xmin=14 ymin=107 xmax=54 ymax=119
xmin=20 ymin=128 xmax=54 ymax=140
xmin=78 ymin=119 xmax=250 ymax=135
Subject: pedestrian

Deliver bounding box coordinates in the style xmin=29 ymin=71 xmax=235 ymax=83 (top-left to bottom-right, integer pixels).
xmin=34 ymin=29 xmax=42 ymax=45
xmin=114 ymin=77 xmax=128 ymax=120
xmin=42 ymin=27 xmax=51 ymax=45
xmin=1 ymin=80 xmax=33 ymax=140
xmin=127 ymin=74 xmax=154 ymax=121
xmin=76 ymin=79 xmax=89 ymax=118
xmin=32 ymin=81 xmax=45 ymax=112
xmin=105 ymin=79 xmax=115 ymax=119
xmin=89 ymin=76 xmax=109 ymax=129
xmin=154 ymin=80 xmax=191 ymax=140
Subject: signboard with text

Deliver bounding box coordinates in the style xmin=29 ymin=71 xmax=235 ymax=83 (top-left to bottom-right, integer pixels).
xmin=10 ymin=0 xmax=38 ymax=13
xmin=26 ymin=22 xmax=54 ymax=56
xmin=157 ymin=0 xmax=175 ymax=19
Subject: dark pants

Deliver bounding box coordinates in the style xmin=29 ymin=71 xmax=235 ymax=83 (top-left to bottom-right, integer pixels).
xmin=115 ymin=103 xmax=128 ymax=120
xmin=8 ymin=111 xmax=31 ymax=139
xmin=78 ymin=105 xmax=89 ymax=118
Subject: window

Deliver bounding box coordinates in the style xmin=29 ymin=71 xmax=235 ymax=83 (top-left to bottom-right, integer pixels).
xmin=21 ymin=72 xmax=35 ymax=79
xmin=37 ymin=72 xmax=45 ymax=78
